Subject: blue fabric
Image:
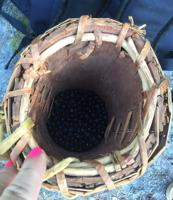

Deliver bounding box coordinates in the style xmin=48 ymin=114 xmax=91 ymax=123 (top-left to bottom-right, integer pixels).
xmin=107 ymin=0 xmax=121 ymax=18
xmin=29 ymin=0 xmax=64 ymax=34
xmin=159 ymin=59 xmax=173 ymax=71
xmin=59 ymin=0 xmax=109 ymax=21
xmin=102 ymin=0 xmax=121 ymax=18
xmin=1 ymin=0 xmax=173 ymax=71
xmin=0 ymin=0 xmax=109 ymax=68
xmin=120 ymin=0 xmax=173 ymax=70
xmin=120 ymin=0 xmax=172 ymax=41
xmin=11 ymin=0 xmax=31 ymax=18
xmin=10 ymin=0 xmax=109 ymax=34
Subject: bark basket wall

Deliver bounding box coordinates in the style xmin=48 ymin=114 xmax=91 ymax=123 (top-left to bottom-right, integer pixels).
xmin=0 ymin=16 xmax=172 ymax=199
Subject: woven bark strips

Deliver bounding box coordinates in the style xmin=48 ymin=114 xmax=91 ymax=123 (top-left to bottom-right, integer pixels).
xmin=0 ymin=16 xmax=172 ymax=199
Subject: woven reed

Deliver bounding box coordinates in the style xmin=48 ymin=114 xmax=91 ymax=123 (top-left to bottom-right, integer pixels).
xmin=0 ymin=16 xmax=172 ymax=199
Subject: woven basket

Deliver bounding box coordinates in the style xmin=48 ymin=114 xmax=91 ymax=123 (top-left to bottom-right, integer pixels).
xmin=0 ymin=16 xmax=172 ymax=199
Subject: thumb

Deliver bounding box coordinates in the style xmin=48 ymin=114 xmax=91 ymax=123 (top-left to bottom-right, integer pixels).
xmin=0 ymin=161 xmax=17 ymax=195
xmin=0 ymin=147 xmax=47 ymax=200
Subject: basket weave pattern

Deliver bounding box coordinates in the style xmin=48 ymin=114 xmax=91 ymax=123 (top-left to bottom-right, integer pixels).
xmin=0 ymin=16 xmax=172 ymax=198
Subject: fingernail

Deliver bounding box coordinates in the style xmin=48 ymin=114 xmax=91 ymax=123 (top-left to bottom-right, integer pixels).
xmin=27 ymin=147 xmax=43 ymax=158
xmin=4 ymin=160 xmax=14 ymax=168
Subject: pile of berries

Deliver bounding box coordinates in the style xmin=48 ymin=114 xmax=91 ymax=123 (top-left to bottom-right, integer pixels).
xmin=47 ymin=89 xmax=108 ymax=153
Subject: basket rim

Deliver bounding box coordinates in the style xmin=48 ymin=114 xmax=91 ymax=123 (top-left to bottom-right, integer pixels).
xmin=1 ymin=16 xmax=172 ymax=198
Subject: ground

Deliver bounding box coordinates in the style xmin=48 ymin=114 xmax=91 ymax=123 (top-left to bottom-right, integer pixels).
xmin=0 ymin=1 xmax=173 ymax=200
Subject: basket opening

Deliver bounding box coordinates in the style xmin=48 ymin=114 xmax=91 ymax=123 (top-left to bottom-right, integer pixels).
xmin=32 ymin=42 xmax=143 ymax=160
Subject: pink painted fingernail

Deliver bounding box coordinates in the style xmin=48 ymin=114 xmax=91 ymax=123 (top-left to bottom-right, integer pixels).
xmin=4 ymin=160 xmax=14 ymax=168
xmin=27 ymin=147 xmax=43 ymax=158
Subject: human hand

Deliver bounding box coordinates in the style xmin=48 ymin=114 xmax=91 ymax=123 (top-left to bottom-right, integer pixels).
xmin=0 ymin=147 xmax=47 ymax=200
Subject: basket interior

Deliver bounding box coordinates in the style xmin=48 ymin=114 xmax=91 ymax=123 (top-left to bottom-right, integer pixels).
xmin=31 ymin=42 xmax=143 ymax=160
